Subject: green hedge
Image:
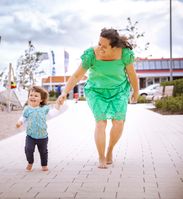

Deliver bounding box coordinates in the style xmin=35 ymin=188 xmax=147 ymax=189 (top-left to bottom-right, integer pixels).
xmin=137 ymin=96 xmax=149 ymax=103
xmin=155 ymin=95 xmax=183 ymax=114
xmin=49 ymin=90 xmax=60 ymax=98
xmin=161 ymin=78 xmax=183 ymax=96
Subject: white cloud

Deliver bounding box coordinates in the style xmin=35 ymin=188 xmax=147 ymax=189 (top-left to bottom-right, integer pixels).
xmin=0 ymin=0 xmax=183 ymax=76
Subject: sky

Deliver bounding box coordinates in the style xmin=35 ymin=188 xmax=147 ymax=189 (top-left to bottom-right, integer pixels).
xmin=0 ymin=0 xmax=183 ymax=76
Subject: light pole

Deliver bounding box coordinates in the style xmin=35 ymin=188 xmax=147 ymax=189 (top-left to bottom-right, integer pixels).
xmin=169 ymin=0 xmax=173 ymax=81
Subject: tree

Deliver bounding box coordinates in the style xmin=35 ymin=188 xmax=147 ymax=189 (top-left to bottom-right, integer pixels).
xmin=0 ymin=71 xmax=4 ymax=82
xmin=119 ymin=17 xmax=150 ymax=58
xmin=0 ymin=68 xmax=8 ymax=87
xmin=16 ymin=41 xmax=48 ymax=88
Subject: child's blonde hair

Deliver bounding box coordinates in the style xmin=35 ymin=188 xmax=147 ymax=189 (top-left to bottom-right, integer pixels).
xmin=28 ymin=86 xmax=49 ymax=106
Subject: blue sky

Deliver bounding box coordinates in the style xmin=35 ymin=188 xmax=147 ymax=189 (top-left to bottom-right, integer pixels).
xmin=0 ymin=0 xmax=183 ymax=75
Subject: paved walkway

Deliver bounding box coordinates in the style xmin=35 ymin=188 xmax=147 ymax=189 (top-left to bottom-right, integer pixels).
xmin=0 ymin=110 xmax=22 ymax=140
xmin=0 ymin=101 xmax=183 ymax=199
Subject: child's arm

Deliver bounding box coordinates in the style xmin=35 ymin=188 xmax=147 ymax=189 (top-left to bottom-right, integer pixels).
xmin=54 ymin=102 xmax=60 ymax=111
xmin=16 ymin=116 xmax=26 ymax=128
xmin=47 ymin=103 xmax=68 ymax=120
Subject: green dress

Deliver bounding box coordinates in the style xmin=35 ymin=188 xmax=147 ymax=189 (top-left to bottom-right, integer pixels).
xmin=81 ymin=47 xmax=134 ymax=121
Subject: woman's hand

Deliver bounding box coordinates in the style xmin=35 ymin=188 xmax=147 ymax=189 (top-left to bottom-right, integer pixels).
xmin=130 ymin=92 xmax=138 ymax=104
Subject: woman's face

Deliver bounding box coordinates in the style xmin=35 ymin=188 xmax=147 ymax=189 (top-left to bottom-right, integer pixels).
xmin=98 ymin=37 xmax=112 ymax=56
xmin=28 ymin=91 xmax=42 ymax=107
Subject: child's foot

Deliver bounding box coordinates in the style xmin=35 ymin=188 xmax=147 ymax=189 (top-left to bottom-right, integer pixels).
xmin=42 ymin=166 xmax=48 ymax=171
xmin=26 ymin=164 xmax=33 ymax=171
xmin=98 ymin=158 xmax=107 ymax=169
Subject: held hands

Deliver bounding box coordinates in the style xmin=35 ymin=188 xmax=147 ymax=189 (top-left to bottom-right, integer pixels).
xmin=56 ymin=91 xmax=67 ymax=106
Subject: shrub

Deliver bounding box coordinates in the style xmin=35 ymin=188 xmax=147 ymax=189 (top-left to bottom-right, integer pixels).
xmin=49 ymin=90 xmax=56 ymax=97
xmin=79 ymin=96 xmax=86 ymax=101
xmin=137 ymin=96 xmax=148 ymax=103
xmin=155 ymin=95 xmax=183 ymax=113
xmin=155 ymin=99 xmax=164 ymax=109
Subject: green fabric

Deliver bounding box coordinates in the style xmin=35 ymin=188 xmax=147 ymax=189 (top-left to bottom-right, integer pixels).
xmin=81 ymin=47 xmax=134 ymax=121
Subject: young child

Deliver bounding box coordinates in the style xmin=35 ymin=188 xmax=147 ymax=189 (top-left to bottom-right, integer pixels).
xmin=16 ymin=86 xmax=63 ymax=171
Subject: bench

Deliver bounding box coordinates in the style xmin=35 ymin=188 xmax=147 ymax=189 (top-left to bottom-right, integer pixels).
xmin=145 ymin=85 xmax=174 ymax=102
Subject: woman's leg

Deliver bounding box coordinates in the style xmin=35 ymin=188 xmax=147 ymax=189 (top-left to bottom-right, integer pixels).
xmin=106 ymin=120 xmax=125 ymax=164
xmin=95 ymin=120 xmax=107 ymax=168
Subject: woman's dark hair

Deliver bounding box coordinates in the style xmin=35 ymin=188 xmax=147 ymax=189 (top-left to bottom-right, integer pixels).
xmin=27 ymin=86 xmax=49 ymax=106
xmin=100 ymin=28 xmax=132 ymax=50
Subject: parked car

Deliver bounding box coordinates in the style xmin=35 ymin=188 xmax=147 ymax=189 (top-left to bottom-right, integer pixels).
xmin=139 ymin=84 xmax=160 ymax=96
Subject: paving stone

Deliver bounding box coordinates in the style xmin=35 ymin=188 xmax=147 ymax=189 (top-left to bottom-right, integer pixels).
xmin=0 ymin=102 xmax=183 ymax=199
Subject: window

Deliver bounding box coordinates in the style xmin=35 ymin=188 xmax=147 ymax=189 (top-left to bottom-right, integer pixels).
xmin=155 ymin=61 xmax=162 ymax=69
xmin=149 ymin=61 xmax=155 ymax=69
xmin=180 ymin=60 xmax=183 ymax=69
xmin=173 ymin=60 xmax=180 ymax=69
xmin=162 ymin=60 xmax=169 ymax=69
xmin=154 ymin=77 xmax=160 ymax=83
xmin=161 ymin=77 xmax=168 ymax=82
xmin=143 ymin=61 xmax=149 ymax=70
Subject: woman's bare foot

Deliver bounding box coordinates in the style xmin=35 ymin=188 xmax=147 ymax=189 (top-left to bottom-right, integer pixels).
xmin=106 ymin=151 xmax=113 ymax=165
xmin=98 ymin=158 xmax=107 ymax=169
xmin=26 ymin=164 xmax=33 ymax=171
xmin=42 ymin=166 xmax=48 ymax=171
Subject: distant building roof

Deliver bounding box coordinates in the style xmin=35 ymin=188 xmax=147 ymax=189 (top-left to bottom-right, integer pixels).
xmin=135 ymin=57 xmax=183 ymax=71
xmin=136 ymin=57 xmax=183 ymax=61
xmin=42 ymin=75 xmax=87 ymax=85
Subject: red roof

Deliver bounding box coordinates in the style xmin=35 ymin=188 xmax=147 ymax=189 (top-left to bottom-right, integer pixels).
xmin=42 ymin=75 xmax=87 ymax=84
xmin=136 ymin=57 xmax=183 ymax=61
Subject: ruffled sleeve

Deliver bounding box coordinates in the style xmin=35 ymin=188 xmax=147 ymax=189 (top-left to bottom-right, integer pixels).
xmin=80 ymin=47 xmax=95 ymax=70
xmin=23 ymin=106 xmax=30 ymax=119
xmin=122 ymin=48 xmax=135 ymax=67
xmin=42 ymin=105 xmax=49 ymax=114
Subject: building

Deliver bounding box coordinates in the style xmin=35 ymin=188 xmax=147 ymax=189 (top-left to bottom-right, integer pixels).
xmin=135 ymin=57 xmax=183 ymax=88
xmin=42 ymin=57 xmax=183 ymax=97
xmin=42 ymin=75 xmax=87 ymax=99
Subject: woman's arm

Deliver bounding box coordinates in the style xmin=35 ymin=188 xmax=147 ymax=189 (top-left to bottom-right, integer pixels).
xmin=57 ymin=65 xmax=87 ymax=104
xmin=126 ymin=64 xmax=139 ymax=103
xmin=46 ymin=103 xmax=68 ymax=120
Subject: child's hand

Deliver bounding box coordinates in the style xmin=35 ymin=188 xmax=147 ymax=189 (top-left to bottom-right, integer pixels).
xmin=16 ymin=121 xmax=23 ymax=128
xmin=57 ymin=92 xmax=67 ymax=105
xmin=54 ymin=102 xmax=60 ymax=110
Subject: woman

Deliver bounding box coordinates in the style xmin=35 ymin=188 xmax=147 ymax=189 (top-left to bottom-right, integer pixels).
xmin=57 ymin=28 xmax=139 ymax=168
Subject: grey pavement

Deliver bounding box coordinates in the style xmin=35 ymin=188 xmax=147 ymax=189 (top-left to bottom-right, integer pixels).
xmin=0 ymin=101 xmax=183 ymax=199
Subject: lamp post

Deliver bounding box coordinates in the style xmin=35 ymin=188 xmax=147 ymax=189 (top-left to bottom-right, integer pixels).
xmin=169 ymin=0 xmax=173 ymax=81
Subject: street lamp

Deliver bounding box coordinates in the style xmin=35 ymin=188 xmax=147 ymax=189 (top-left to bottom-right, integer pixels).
xmin=169 ymin=0 xmax=173 ymax=81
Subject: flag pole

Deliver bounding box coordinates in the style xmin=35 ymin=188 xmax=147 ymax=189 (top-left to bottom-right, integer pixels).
xmin=64 ymin=70 xmax=66 ymax=83
xmin=64 ymin=49 xmax=69 ymax=83
xmin=49 ymin=55 xmax=52 ymax=91
xmin=7 ymin=63 xmax=12 ymax=112
xmin=64 ymin=49 xmax=66 ymax=83
xmin=169 ymin=0 xmax=173 ymax=81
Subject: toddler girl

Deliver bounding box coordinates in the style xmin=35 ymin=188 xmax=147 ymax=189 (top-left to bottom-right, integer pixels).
xmin=16 ymin=86 xmax=64 ymax=171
